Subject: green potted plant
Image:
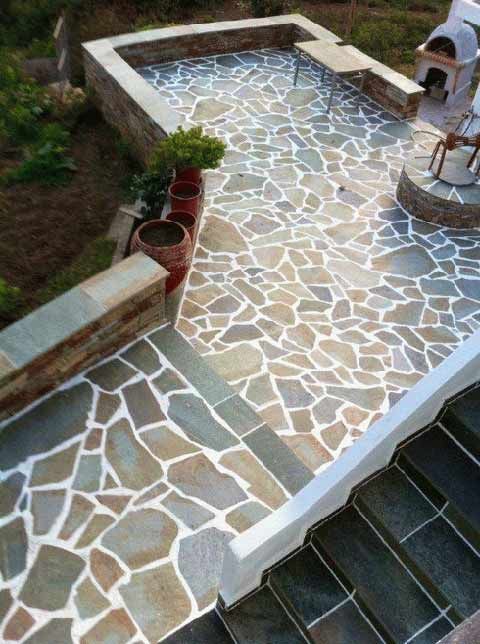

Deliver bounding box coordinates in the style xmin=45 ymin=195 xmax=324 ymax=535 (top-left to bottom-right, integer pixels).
xmin=150 ymin=126 xmax=226 ymax=185
xmin=130 ymin=168 xmax=173 ymax=219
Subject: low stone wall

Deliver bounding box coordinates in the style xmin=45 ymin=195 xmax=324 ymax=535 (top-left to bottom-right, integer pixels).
xmin=397 ymin=166 xmax=480 ymax=228
xmin=82 ymin=16 xmax=340 ymax=164
xmin=342 ymin=45 xmax=424 ymax=120
xmin=0 ymin=253 xmax=168 ymax=420
xmin=82 ymin=15 xmax=424 ymax=164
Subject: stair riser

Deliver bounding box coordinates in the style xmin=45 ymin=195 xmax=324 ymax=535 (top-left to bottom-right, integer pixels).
xmin=311 ymin=536 xmax=395 ymax=644
xmin=441 ymin=409 xmax=480 ymax=461
xmin=354 ymin=497 xmax=462 ymax=624
xmin=398 ymin=454 xmax=480 ymax=552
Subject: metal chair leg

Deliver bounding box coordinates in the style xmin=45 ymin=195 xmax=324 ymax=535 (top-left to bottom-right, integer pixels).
xmin=429 ymin=141 xmax=441 ymax=172
xmin=293 ymin=50 xmax=301 ymax=87
xmin=435 ymin=145 xmax=448 ymax=178
xmin=467 ymin=146 xmax=479 ymax=169
xmin=326 ymin=73 xmax=337 ymax=114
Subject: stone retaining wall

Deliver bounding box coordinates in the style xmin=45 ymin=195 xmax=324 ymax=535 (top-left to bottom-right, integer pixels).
xmin=397 ymin=166 xmax=480 ymax=228
xmin=83 ymin=15 xmax=423 ymax=164
xmin=0 ymin=253 xmax=168 ymax=420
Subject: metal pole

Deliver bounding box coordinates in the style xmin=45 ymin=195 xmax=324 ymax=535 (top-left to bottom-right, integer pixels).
xmin=358 ymin=71 xmax=366 ymax=106
xmin=293 ymin=49 xmax=301 ymax=87
xmin=327 ymin=73 xmax=337 ymax=113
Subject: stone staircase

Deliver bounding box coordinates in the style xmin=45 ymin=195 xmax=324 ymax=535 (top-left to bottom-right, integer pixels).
xmin=163 ymin=384 xmax=480 ymax=644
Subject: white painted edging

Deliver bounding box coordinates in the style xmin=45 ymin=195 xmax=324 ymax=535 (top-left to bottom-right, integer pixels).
xmin=219 ymin=328 xmax=480 ymax=607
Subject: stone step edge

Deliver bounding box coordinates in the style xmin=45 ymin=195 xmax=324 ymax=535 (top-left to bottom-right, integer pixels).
xmin=398 ymin=437 xmax=480 ymax=552
xmin=354 ymin=492 xmax=463 ymax=624
xmin=148 ymin=323 xmax=314 ymax=497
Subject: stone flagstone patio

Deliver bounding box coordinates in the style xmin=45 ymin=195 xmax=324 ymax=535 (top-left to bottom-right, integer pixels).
xmin=139 ymin=47 xmax=480 ymax=470
xmin=1 ymin=46 xmax=480 ymax=644
xmin=0 ymin=329 xmax=299 ymax=643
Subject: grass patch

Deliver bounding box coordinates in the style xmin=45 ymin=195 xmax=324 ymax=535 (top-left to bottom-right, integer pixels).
xmin=37 ymin=237 xmax=116 ymax=305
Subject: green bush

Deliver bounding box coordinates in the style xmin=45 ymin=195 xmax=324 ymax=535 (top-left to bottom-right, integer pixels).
xmin=0 ymin=52 xmax=52 ymax=146
xmin=3 ymin=123 xmax=76 ymax=186
xmin=251 ymin=0 xmax=286 ymax=17
xmin=1 ymin=0 xmax=67 ymax=48
xmin=351 ymin=10 xmax=437 ymax=66
xmin=130 ymin=169 xmax=173 ymax=219
xmin=150 ymin=126 xmax=226 ymax=173
xmin=0 ymin=278 xmax=22 ymax=317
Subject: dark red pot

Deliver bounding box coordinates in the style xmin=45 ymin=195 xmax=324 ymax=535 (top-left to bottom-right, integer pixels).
xmin=176 ymin=167 xmax=202 ymax=185
xmin=168 ymin=180 xmax=201 ymax=216
xmin=166 ymin=210 xmax=197 ymax=243
xmin=130 ymin=219 xmax=192 ymax=294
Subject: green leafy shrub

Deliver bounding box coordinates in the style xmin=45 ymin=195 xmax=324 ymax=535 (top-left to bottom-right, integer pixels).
xmin=0 ymin=52 xmax=52 ymax=146
xmin=130 ymin=169 xmax=173 ymax=219
xmin=1 ymin=0 xmax=66 ymax=48
xmin=251 ymin=0 xmax=286 ymax=17
xmin=150 ymin=126 xmax=226 ymax=173
xmin=3 ymin=124 xmax=76 ymax=186
xmin=351 ymin=10 xmax=437 ymax=66
xmin=0 ymin=278 xmax=22 ymax=317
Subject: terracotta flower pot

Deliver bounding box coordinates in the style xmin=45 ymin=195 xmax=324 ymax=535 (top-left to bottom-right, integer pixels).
xmin=176 ymin=167 xmax=202 ymax=185
xmin=168 ymin=181 xmax=201 ymax=216
xmin=166 ymin=210 xmax=197 ymax=243
xmin=130 ymin=219 xmax=192 ymax=294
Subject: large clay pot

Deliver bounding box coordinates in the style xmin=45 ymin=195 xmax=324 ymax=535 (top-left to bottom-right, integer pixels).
xmin=176 ymin=167 xmax=202 ymax=185
xmin=166 ymin=210 xmax=197 ymax=243
xmin=168 ymin=180 xmax=201 ymax=216
xmin=130 ymin=219 xmax=192 ymax=294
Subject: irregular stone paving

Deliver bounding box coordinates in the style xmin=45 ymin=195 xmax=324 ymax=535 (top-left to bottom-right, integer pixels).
xmin=139 ymin=48 xmax=480 ymax=469
xmin=0 ymin=334 xmax=289 ymax=643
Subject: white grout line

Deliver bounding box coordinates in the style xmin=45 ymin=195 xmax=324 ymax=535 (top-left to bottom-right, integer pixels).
xmin=399 ymin=502 xmax=448 ymax=544
xmin=437 ymin=421 xmax=480 ymax=467
xmin=396 ymin=462 xmax=480 ymax=558
xmin=353 ymin=502 xmax=448 ymax=622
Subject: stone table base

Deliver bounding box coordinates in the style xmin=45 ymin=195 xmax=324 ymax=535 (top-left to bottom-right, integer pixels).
xmin=397 ymin=154 xmax=480 ymax=229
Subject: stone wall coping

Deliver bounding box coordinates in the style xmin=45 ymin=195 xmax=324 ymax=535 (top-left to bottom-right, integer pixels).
xmin=83 ymin=43 xmax=183 ymax=135
xmin=342 ymin=45 xmax=424 ymax=95
xmin=83 ymin=15 xmax=341 ymax=52
xmin=0 ymin=253 xmax=168 ymax=378
xmin=83 ymin=14 xmax=422 ymax=147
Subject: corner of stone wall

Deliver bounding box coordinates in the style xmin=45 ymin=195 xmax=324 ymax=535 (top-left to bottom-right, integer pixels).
xmin=0 ymin=253 xmax=168 ymax=420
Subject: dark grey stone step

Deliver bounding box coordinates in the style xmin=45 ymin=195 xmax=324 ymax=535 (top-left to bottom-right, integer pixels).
xmin=309 ymin=600 xmax=383 ymax=644
xmin=357 ymin=466 xmax=480 ymax=621
xmin=244 ymin=425 xmax=314 ymax=495
xmin=409 ymin=618 xmax=453 ymax=644
xmin=313 ymin=505 xmax=440 ymax=643
xmin=269 ymin=545 xmax=348 ymax=628
xmin=442 ymin=386 xmax=480 ymax=459
xmin=149 ymin=325 xmax=233 ymax=406
xmin=400 ymin=425 xmax=480 ymax=549
xmin=220 ymin=585 xmax=308 ymax=643
xmin=161 ymin=609 xmax=233 ymax=643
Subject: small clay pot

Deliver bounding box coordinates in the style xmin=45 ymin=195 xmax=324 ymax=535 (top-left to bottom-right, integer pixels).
xmin=166 ymin=210 xmax=197 ymax=243
xmin=168 ymin=180 xmax=201 ymax=216
xmin=130 ymin=219 xmax=192 ymax=294
xmin=176 ymin=167 xmax=202 ymax=185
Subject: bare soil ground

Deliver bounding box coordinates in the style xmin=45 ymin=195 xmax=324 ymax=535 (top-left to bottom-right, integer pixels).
xmin=0 ymin=110 xmax=134 ymax=320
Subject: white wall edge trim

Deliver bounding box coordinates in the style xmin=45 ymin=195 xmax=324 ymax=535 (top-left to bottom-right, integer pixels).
xmin=219 ymin=327 xmax=480 ymax=607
